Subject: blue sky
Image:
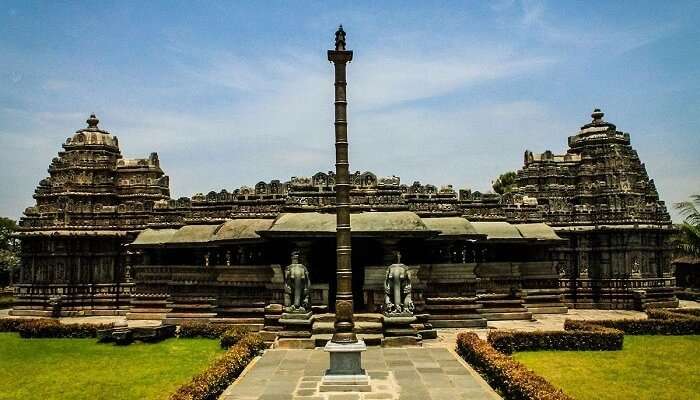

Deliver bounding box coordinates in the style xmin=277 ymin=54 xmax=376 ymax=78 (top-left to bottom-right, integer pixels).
xmin=0 ymin=0 xmax=698 ymax=221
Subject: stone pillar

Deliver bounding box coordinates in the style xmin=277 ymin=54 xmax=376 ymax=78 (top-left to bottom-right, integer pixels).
xmin=322 ymin=25 xmax=369 ymax=391
xmin=328 ymin=25 xmax=356 ymax=345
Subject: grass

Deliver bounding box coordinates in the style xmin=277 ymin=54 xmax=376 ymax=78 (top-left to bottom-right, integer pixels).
xmin=0 ymin=332 xmax=223 ymax=400
xmin=513 ymin=335 xmax=700 ymax=400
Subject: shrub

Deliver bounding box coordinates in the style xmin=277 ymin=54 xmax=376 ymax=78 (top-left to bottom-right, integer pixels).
xmin=655 ymin=308 xmax=700 ymax=318
xmin=564 ymin=317 xmax=700 ymax=336
xmin=219 ymin=326 xmax=250 ymax=349
xmin=645 ymin=309 xmax=700 ymax=321
xmin=456 ymin=332 xmax=572 ymax=400
xmin=488 ymin=328 xmax=623 ymax=355
xmin=170 ymin=333 xmax=265 ymax=400
xmin=0 ymin=318 xmax=27 ymax=332
xmin=177 ymin=321 xmax=229 ymax=339
xmin=16 ymin=319 xmax=113 ymax=338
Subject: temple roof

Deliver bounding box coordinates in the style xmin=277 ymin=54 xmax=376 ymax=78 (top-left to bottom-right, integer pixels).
xmin=131 ymin=228 xmax=178 ymax=246
xmin=264 ymin=212 xmax=434 ymax=237
xmin=471 ymin=222 xmax=562 ymax=241
xmin=422 ymin=217 xmax=481 ymax=238
xmin=215 ymin=219 xmax=274 ymax=242
xmin=131 ymin=214 xmax=562 ymax=246
xmin=169 ymin=225 xmax=220 ymax=244
xmin=471 ymin=222 xmax=522 ymax=239
xmin=514 ymin=223 xmax=563 ymax=241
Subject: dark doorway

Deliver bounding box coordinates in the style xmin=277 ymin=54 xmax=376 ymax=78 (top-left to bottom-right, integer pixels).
xmin=352 ymin=238 xmax=383 ymax=311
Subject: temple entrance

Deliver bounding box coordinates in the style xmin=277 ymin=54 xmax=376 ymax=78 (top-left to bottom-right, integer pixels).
xmin=352 ymin=238 xmax=383 ymax=311
xmin=307 ymin=237 xmax=383 ymax=312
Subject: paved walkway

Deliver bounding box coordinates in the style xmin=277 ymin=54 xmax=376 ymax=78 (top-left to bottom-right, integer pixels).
xmin=220 ymin=347 xmax=500 ymax=400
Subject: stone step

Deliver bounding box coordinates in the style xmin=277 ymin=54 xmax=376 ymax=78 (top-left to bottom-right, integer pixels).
xmin=426 ymin=313 xmax=484 ymax=320
xmin=423 ymin=304 xmax=483 ymax=311
xmin=217 ymin=301 xmax=267 ymax=307
xmin=312 ymin=321 xmax=383 ymax=335
xmin=480 ymin=312 xmax=533 ymax=321
xmin=165 ymin=312 xmax=217 ymax=319
xmin=477 ymin=293 xmax=515 ymax=300
xmin=477 ymin=307 xmax=528 ymax=314
xmin=314 ymin=313 xmax=383 ymax=323
xmin=168 ymin=297 xmax=216 ymax=303
xmin=521 ymin=302 xmax=566 ymax=308
xmin=126 ymin=312 xmax=167 ymax=320
xmin=208 ymin=317 xmax=265 ymax=325
xmin=430 ymin=319 xmax=487 ymax=328
xmin=126 ymin=307 xmax=170 ymax=313
xmin=130 ymin=299 xmax=168 ymax=306
xmin=424 ymin=297 xmax=478 ymax=304
xmin=312 ymin=334 xmax=384 ymax=347
xmin=525 ymin=306 xmax=568 ymax=314
xmin=8 ymin=309 xmax=52 ymax=317
xmin=522 ymin=294 xmax=562 ymax=301
xmin=167 ymin=304 xmax=216 ymax=310
xmin=521 ymin=288 xmax=562 ymax=295
xmin=477 ymin=299 xmax=524 ymax=306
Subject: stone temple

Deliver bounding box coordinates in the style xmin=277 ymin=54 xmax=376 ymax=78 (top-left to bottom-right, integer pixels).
xmin=10 ymin=108 xmax=677 ymax=341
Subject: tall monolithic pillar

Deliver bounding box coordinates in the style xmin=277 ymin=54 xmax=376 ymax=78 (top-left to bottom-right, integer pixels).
xmin=328 ymin=25 xmax=357 ymax=344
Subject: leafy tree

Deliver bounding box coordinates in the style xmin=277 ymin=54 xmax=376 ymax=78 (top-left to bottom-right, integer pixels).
xmin=674 ymin=194 xmax=700 ymax=257
xmin=492 ymin=171 xmax=517 ymax=195
xmin=0 ymin=217 xmax=20 ymax=285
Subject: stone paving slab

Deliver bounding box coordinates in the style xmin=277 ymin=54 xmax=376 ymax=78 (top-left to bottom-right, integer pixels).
xmin=220 ymin=347 xmax=500 ymax=400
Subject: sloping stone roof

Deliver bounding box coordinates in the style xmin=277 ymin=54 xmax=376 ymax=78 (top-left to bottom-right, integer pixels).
xmin=169 ymin=225 xmax=220 ymax=244
xmin=214 ymin=219 xmax=274 ymax=242
xmin=422 ymin=217 xmax=480 ymax=237
xmin=514 ymin=223 xmax=563 ymax=240
xmin=131 ymin=228 xmax=178 ymax=246
xmin=265 ymin=212 xmax=433 ymax=236
xmin=471 ymin=222 xmax=522 ymax=239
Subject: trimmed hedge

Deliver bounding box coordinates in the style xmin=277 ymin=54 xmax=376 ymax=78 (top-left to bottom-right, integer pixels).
xmin=0 ymin=318 xmax=27 ymax=332
xmin=170 ymin=333 xmax=265 ymax=400
xmin=487 ymin=327 xmax=623 ymax=355
xmin=564 ymin=317 xmax=700 ymax=336
xmin=177 ymin=321 xmax=229 ymax=339
xmin=16 ymin=318 xmax=113 ymax=338
xmin=655 ymin=308 xmax=700 ymax=318
xmin=456 ymin=332 xmax=573 ymax=400
xmin=219 ymin=326 xmax=250 ymax=349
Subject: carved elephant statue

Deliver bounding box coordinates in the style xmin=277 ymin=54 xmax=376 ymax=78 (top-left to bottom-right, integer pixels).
xmin=283 ymin=252 xmax=311 ymax=313
xmin=383 ymin=254 xmax=414 ymax=315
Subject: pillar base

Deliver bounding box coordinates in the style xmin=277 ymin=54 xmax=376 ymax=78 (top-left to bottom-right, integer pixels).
xmin=321 ymin=340 xmax=370 ymax=392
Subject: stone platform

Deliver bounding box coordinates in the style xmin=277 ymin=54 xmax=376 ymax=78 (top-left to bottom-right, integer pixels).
xmin=219 ymin=347 xmax=500 ymax=400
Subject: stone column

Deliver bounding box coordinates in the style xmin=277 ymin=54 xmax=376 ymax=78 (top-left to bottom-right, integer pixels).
xmin=328 ymin=25 xmax=356 ymax=345
xmin=322 ymin=25 xmax=369 ymax=391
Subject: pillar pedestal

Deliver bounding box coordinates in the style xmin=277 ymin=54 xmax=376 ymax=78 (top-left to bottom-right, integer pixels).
xmin=320 ymin=340 xmax=371 ymax=392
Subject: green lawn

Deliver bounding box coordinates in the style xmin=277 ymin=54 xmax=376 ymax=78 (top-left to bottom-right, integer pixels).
xmin=514 ymin=336 xmax=700 ymax=400
xmin=0 ymin=332 xmax=223 ymax=400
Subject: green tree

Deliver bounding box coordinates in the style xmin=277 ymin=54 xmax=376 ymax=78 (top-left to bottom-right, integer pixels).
xmin=0 ymin=217 xmax=20 ymax=284
xmin=674 ymin=194 xmax=700 ymax=257
xmin=492 ymin=171 xmax=517 ymax=195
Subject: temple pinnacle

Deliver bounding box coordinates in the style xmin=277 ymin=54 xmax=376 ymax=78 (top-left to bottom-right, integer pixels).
xmin=591 ymin=108 xmax=604 ymax=122
xmin=86 ymin=113 xmax=99 ymax=130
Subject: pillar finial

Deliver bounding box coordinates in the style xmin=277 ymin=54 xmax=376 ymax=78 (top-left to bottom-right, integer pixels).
xmin=334 ymin=24 xmax=347 ymax=51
